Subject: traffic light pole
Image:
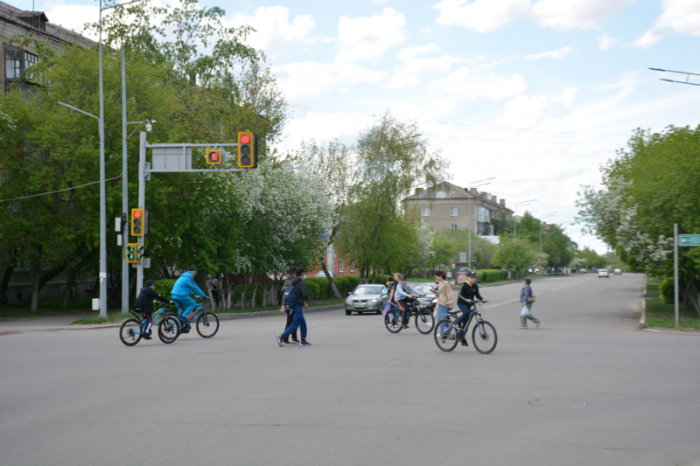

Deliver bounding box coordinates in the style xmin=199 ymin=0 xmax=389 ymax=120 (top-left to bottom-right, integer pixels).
xmin=137 ymin=132 xmax=147 ymax=293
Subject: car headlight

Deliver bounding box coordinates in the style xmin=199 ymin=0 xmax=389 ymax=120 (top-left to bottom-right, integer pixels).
xmin=370 ymin=299 xmax=379 ymax=303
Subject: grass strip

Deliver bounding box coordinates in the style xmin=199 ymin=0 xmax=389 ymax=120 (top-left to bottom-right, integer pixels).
xmin=215 ymin=299 xmax=345 ymax=314
xmin=71 ymin=314 xmax=129 ymax=325
xmin=645 ymin=298 xmax=700 ymax=330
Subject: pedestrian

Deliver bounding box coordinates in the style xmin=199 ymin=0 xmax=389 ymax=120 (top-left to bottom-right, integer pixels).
xmin=208 ymin=274 xmax=220 ymax=308
xmin=431 ymin=270 xmax=454 ymax=338
xmin=520 ymin=277 xmax=540 ymax=329
xmin=279 ymin=266 xmax=300 ymax=344
xmin=277 ymin=267 xmax=311 ymax=347
xmin=446 ymin=270 xmax=452 ymax=285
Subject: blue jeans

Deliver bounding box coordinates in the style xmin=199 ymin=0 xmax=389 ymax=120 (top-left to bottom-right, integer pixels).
xmin=281 ymin=304 xmax=307 ymax=341
xmin=456 ymin=302 xmax=475 ymax=332
xmin=436 ymin=304 xmax=450 ymax=335
xmin=172 ymin=295 xmax=196 ymax=321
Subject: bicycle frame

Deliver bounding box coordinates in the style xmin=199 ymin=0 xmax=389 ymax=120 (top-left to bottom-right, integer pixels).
xmin=127 ymin=307 xmax=167 ymax=336
xmin=171 ymin=299 xmax=205 ymax=329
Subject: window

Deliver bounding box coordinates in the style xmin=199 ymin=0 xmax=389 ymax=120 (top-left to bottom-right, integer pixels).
xmin=6 ymin=50 xmax=22 ymax=80
xmin=422 ymin=208 xmax=430 ymax=217
xmin=451 ymin=224 xmax=457 ymax=231
xmin=351 ymin=261 xmax=355 ymax=272
xmin=450 ymin=207 xmax=458 ymax=217
xmin=25 ymin=52 xmax=38 ymax=68
xmin=339 ymin=258 xmax=344 ymax=273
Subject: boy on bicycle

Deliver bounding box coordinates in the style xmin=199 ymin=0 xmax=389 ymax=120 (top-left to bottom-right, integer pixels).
xmin=134 ymin=279 xmax=172 ymax=340
xmin=395 ymin=275 xmax=425 ymax=329
xmin=455 ymin=272 xmax=488 ymax=346
xmin=171 ymin=266 xmax=209 ymax=323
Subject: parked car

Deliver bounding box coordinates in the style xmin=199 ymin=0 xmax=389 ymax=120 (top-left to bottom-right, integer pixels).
xmin=614 ymin=269 xmax=623 ymax=275
xmin=580 ymin=268 xmax=588 ymax=273
xmin=413 ymin=284 xmax=438 ymax=307
xmin=598 ymin=269 xmax=610 ymax=278
xmin=345 ymin=285 xmax=389 ymax=315
xmin=315 ymin=271 xmax=334 ymax=278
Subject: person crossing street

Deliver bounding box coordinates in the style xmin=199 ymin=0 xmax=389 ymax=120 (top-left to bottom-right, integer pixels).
xmin=277 ymin=268 xmax=311 ymax=347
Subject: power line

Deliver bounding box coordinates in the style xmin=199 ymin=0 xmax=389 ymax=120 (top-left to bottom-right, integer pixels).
xmin=287 ymin=104 xmax=629 ymax=138
xmin=0 ymin=174 xmax=123 ymax=202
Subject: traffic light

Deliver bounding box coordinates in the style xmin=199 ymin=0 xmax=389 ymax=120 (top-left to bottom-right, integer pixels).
xmin=126 ymin=243 xmax=140 ymax=263
xmin=136 ymin=245 xmax=145 ymax=261
xmin=206 ymin=148 xmax=222 ymax=165
xmin=131 ymin=208 xmax=144 ymax=236
xmin=238 ymin=132 xmax=257 ymax=168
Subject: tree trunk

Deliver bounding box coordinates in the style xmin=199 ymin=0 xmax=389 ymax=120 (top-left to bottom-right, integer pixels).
xmin=205 ymin=276 xmax=216 ymax=313
xmin=20 ymin=256 xmax=72 ymax=307
xmin=320 ymin=257 xmax=342 ymax=299
xmin=386 ymin=266 xmax=392 ymax=279
xmin=262 ymin=275 xmax=267 ymax=307
xmin=30 ymin=255 xmax=41 ymax=313
xmin=0 ymin=249 xmax=18 ymax=306
xmin=62 ymin=251 xmax=96 ymax=309
xmin=371 ymin=268 xmax=376 ymax=283
xmin=359 ymin=267 xmax=365 ymax=285
xmin=241 ymin=277 xmax=247 ymax=312
xmin=250 ymin=273 xmax=258 ymax=308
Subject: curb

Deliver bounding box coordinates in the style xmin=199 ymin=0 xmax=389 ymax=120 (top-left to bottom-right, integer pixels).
xmin=215 ymin=304 xmax=343 ymax=320
xmin=449 ymin=274 xmax=571 ymax=290
xmin=639 ymin=275 xmax=647 ymax=330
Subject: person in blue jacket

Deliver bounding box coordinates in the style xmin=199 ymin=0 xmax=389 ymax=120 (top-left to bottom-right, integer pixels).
xmin=171 ymin=266 xmax=209 ymax=321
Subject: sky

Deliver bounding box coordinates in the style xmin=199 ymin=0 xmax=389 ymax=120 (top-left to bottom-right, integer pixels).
xmin=14 ymin=0 xmax=700 ymax=253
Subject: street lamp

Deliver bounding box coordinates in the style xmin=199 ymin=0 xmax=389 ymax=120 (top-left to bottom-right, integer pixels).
xmin=649 ymin=68 xmax=700 ymax=87
xmin=468 ymin=177 xmax=496 ymax=269
xmin=514 ymin=199 xmax=536 ymax=239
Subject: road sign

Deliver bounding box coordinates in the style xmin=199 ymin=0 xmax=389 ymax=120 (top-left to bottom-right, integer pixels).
xmin=679 ymin=234 xmax=700 ymax=246
xmin=459 ymin=252 xmax=467 ymax=262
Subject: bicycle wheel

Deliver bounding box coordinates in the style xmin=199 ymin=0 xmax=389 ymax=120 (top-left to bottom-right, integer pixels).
xmin=434 ymin=319 xmax=458 ymax=352
xmin=119 ymin=319 xmax=142 ymax=346
xmin=384 ymin=310 xmax=403 ymax=333
xmin=472 ymin=320 xmax=498 ymax=354
xmin=415 ymin=310 xmax=435 ymax=335
xmin=196 ymin=312 xmax=220 ymax=338
xmin=158 ymin=316 xmax=180 ymax=344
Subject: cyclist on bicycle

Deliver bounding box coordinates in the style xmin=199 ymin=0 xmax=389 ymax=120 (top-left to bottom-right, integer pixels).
xmin=395 ymin=275 xmax=425 ymax=329
xmin=134 ymin=279 xmax=172 ymax=340
xmin=455 ymin=272 xmax=488 ymax=346
xmin=171 ymin=266 xmax=209 ymax=322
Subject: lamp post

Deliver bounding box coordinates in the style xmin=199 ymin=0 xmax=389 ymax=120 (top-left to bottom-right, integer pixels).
xmin=538 ymin=212 xmax=557 ymax=250
xmin=468 ymin=177 xmax=495 ymax=270
xmin=514 ymin=199 xmax=536 ymax=239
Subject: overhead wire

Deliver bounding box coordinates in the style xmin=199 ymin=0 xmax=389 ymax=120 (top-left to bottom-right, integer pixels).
xmin=0 ymin=174 xmax=123 ymax=202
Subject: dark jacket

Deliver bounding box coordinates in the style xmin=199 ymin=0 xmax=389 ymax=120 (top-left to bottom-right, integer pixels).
xmin=458 ymin=282 xmax=484 ymax=306
xmin=134 ymin=287 xmax=170 ymax=314
xmin=289 ymin=277 xmax=309 ymax=307
xmin=282 ymin=276 xmax=297 ymax=313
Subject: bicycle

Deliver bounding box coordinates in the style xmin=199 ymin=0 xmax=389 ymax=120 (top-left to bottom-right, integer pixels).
xmin=119 ymin=306 xmax=180 ymax=346
xmin=433 ymin=301 xmax=498 ymax=354
xmin=168 ymin=296 xmax=219 ymax=339
xmin=384 ymin=296 xmax=435 ymax=335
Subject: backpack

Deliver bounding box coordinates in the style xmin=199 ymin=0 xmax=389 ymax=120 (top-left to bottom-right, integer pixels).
xmin=283 ymin=281 xmax=298 ymax=310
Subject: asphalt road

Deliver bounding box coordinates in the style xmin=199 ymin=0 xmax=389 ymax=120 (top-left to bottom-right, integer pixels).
xmin=1 ymin=273 xmax=699 ymax=466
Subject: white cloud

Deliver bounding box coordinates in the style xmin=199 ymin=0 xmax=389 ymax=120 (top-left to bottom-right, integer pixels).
xmin=335 ymin=8 xmax=406 ymax=64
xmin=524 ymin=46 xmax=575 ymax=60
xmin=493 ymin=87 xmax=578 ymax=129
xmin=632 ymin=30 xmax=663 ymax=49
xmin=273 ymin=62 xmax=387 ymax=105
xmin=655 ymin=0 xmax=700 ymax=36
xmin=432 ymin=0 xmax=530 ymax=33
xmin=597 ymin=33 xmax=621 ymax=51
xmin=530 ymin=0 xmax=639 ymax=30
xmin=44 ymin=0 xmax=100 ymax=35
xmin=389 ymin=44 xmax=462 ymax=89
xmin=227 ymin=6 xmax=315 ymax=60
xmin=428 ymin=66 xmax=528 ymax=101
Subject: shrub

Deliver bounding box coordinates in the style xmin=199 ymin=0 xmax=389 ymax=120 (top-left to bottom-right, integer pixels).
xmin=154 ymin=279 xmax=178 ymax=301
xmin=658 ymin=277 xmax=678 ymax=304
xmin=477 ymin=270 xmax=508 ymax=283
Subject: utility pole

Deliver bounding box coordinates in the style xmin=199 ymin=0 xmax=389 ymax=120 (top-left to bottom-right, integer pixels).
xmin=121 ymin=47 xmax=129 ymax=313
xmin=97 ymin=0 xmax=107 ymax=318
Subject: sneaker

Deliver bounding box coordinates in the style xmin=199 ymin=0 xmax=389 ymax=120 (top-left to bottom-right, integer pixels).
xmin=536 ymin=322 xmax=541 ymax=329
xmin=461 ymin=339 xmax=469 ymax=347
xmin=291 ymin=339 xmax=300 ymax=343
xmin=143 ymin=331 xmax=152 ymax=340
xmin=520 ymin=326 xmax=528 ymax=329
xmin=445 ymin=334 xmax=456 ymax=341
xmin=299 ymin=341 xmax=311 ymax=346
xmin=276 ymin=334 xmax=283 ymax=347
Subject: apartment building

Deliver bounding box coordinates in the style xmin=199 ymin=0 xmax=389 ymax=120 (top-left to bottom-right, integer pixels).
xmin=2 ymin=1 xmax=93 ymax=93
xmin=404 ymin=182 xmax=514 ymax=241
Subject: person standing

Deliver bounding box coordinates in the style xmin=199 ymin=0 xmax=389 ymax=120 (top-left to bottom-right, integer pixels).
xmin=446 ymin=270 xmax=452 ymax=285
xmin=208 ymin=274 xmax=220 ymax=308
xmin=280 ymin=266 xmax=299 ymax=344
xmin=277 ymin=268 xmax=311 ymax=346
xmin=431 ymin=270 xmax=454 ymax=338
xmin=520 ymin=277 xmax=540 ymax=329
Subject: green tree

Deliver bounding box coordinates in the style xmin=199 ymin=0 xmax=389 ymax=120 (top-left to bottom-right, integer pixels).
xmin=491 ymin=237 xmax=539 ymax=278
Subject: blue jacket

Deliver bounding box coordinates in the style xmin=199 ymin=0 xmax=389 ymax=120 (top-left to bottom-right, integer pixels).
xmin=520 ymin=285 xmax=532 ymax=304
xmin=171 ymin=271 xmax=207 ymax=298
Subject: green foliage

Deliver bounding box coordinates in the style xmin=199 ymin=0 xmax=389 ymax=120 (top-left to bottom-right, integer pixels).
xmin=659 ymin=277 xmax=677 ymax=304
xmin=154 ymin=279 xmax=178 ymax=301
xmin=645 ymin=297 xmax=700 ymax=330
xmin=438 ymin=229 xmax=496 ymax=269
xmin=478 ymin=270 xmax=509 ymax=283
xmin=232 ymin=285 xmax=263 ymax=307
xmin=492 ymin=237 xmax=539 ymax=273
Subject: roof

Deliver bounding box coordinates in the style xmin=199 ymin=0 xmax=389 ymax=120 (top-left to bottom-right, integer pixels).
xmin=404 ymin=181 xmax=513 ymax=212
xmin=0 ymin=1 xmax=95 ymax=49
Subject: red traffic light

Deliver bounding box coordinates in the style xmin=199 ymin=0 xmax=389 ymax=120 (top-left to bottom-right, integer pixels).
xmin=240 ymin=134 xmax=250 ymax=144
xmin=133 ymin=210 xmax=142 ymax=219
xmin=212 ymin=154 xmax=218 ymax=161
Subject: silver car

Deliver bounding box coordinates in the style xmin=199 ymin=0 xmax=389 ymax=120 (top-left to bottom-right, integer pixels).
xmin=413 ymin=284 xmax=438 ymax=306
xmin=345 ymin=285 xmax=389 ymax=315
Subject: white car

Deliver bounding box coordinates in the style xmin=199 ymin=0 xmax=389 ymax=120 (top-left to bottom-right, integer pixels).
xmin=598 ymin=269 xmax=610 ymax=278
xmin=614 ymin=269 xmax=622 ymax=275
xmin=315 ymin=271 xmax=334 ymax=278
xmin=580 ymin=268 xmax=587 ymax=273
